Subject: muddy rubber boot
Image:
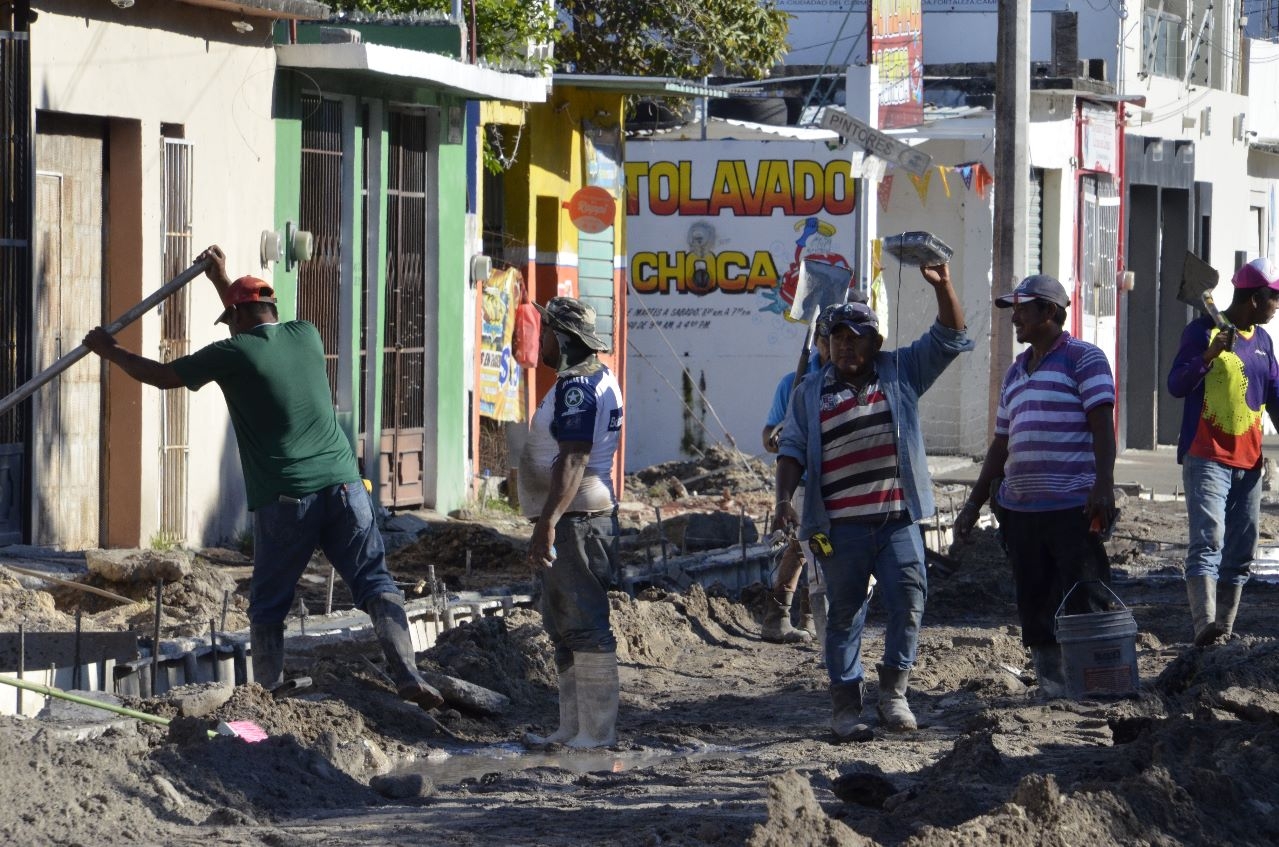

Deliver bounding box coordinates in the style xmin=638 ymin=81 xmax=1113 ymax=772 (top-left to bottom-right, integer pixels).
xmin=1215 ymin=582 xmax=1243 ymax=639
xmin=523 ymin=667 xmax=578 ymax=749
xmin=830 ymin=681 xmax=872 ymax=742
xmin=566 ymin=651 xmax=618 ymax=749
xmin=1031 ymin=645 xmax=1068 ymax=699
xmin=761 ymin=589 xmax=812 ymax=643
xmin=1187 ymin=575 xmax=1221 ymax=646
xmin=365 ymin=592 xmax=445 ymax=710
xmin=876 ymin=666 xmax=917 ymax=732
xmin=250 ymin=623 xmax=285 ymax=691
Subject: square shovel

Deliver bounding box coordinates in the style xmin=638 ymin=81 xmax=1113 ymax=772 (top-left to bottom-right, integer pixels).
xmin=1178 ymin=251 xmax=1235 ymax=345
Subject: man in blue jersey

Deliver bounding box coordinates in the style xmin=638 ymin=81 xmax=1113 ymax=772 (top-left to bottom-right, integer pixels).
xmin=956 ymin=274 xmax=1117 ymax=697
xmin=82 ymin=245 xmax=443 ymax=710
xmin=520 ymin=297 xmax=624 ymax=750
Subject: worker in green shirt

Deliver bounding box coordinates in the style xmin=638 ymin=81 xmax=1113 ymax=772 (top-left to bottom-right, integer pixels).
xmin=83 ymin=245 xmax=442 ymax=710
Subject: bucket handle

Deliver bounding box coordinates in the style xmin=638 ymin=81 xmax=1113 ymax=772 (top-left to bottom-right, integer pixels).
xmin=1054 ymin=580 xmax=1127 ymax=621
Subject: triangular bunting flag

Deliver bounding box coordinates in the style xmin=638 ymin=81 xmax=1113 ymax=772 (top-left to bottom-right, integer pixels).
xmin=974 ymin=163 xmax=994 ymax=200
xmin=958 ymin=165 xmax=974 ymax=192
xmin=938 ymin=166 xmax=952 ymax=198
xmin=908 ymin=169 xmax=933 ymax=204
xmin=878 ymin=174 xmax=894 ymax=212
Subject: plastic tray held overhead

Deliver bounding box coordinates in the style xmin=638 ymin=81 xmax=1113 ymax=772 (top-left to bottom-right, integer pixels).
xmin=883 ymin=231 xmax=954 ymax=267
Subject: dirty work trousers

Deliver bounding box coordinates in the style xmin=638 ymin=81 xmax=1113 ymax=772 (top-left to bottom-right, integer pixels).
xmin=250 ymin=481 xmax=401 ymax=625
xmin=1182 ymin=454 xmax=1260 ymax=587
xmin=540 ymin=510 xmax=620 ymax=671
xmin=998 ymin=507 xmax=1112 ymax=648
xmin=820 ymin=515 xmax=926 ymax=687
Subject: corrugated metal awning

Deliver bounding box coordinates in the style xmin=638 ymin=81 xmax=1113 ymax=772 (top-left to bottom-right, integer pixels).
xmin=552 ymin=74 xmax=729 ymax=99
xmin=175 ymin=0 xmax=330 ymax=20
xmin=276 ymin=43 xmax=550 ymax=102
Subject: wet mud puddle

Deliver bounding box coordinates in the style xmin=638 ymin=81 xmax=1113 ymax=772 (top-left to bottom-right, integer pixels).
xmin=401 ymin=742 xmax=745 ymax=785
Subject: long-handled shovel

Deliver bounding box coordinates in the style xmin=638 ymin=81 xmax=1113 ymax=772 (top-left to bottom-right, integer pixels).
xmin=0 ymin=674 xmax=266 ymax=741
xmin=1178 ymin=251 xmax=1235 ymax=348
xmin=0 ymin=257 xmax=212 ymax=417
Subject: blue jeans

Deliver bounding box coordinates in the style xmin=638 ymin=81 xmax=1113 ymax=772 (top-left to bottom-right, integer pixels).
xmin=250 ymin=481 xmax=400 ymax=625
xmin=819 ymin=516 xmax=927 ymax=686
xmin=1182 ymin=455 xmax=1259 ymax=587
xmin=539 ymin=511 xmax=619 ymax=671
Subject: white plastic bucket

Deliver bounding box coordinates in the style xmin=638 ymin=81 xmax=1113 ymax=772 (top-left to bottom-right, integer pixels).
xmin=1054 ymin=581 xmax=1139 ymax=699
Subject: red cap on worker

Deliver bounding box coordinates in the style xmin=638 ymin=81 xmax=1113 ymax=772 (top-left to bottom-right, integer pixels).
xmin=1231 ymin=257 xmax=1279 ymax=292
xmin=215 ymin=276 xmax=276 ymax=324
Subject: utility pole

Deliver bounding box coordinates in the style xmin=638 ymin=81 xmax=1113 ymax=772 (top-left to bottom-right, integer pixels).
xmin=990 ymin=0 xmax=1030 ymax=434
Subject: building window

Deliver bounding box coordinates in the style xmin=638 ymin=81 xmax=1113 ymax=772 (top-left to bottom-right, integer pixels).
xmin=1142 ymin=10 xmax=1185 ymax=79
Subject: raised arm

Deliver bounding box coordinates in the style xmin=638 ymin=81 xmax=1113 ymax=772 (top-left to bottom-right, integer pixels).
xmin=920 ymin=263 xmax=965 ymax=330
xmin=198 ymin=244 xmax=233 ymax=302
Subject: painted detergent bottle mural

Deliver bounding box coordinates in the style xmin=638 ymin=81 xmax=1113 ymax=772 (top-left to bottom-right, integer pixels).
xmin=759 ymin=215 xmax=854 ymax=318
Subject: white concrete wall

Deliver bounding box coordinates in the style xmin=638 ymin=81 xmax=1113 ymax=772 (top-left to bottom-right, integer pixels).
xmin=32 ymin=5 xmax=279 ymax=546
xmin=876 ymin=137 xmax=994 ymax=458
xmin=1248 ymin=39 xmax=1279 ymax=143
xmin=1124 ymin=59 xmax=1257 ymax=288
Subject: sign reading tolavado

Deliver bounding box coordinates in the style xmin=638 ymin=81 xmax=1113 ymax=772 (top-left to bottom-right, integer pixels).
xmin=820 ymin=107 xmax=932 ymax=177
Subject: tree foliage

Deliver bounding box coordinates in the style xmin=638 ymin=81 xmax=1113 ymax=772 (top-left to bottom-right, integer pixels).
xmin=558 ymin=0 xmax=789 ymax=80
xmin=331 ymin=0 xmax=789 ymax=80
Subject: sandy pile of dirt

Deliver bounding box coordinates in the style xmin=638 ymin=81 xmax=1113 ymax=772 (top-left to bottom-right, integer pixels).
xmin=1 ymin=476 xmax=1278 ymax=846
xmin=0 ymin=556 xmax=250 ymax=638
xmin=625 ymin=444 xmax=774 ymax=506
xmin=388 ymin=520 xmax=532 ymax=596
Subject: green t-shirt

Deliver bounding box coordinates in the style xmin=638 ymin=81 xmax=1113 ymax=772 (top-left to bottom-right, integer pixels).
xmin=171 ymin=320 xmax=359 ymax=510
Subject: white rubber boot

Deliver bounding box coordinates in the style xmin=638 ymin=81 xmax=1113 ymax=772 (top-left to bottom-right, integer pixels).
xmin=566 ymin=652 xmax=618 ymax=749
xmin=523 ymin=667 xmax=578 ymax=748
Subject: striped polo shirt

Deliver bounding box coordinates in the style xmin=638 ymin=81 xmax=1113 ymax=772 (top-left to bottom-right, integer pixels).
xmin=995 ymin=331 xmax=1115 ymax=511
xmin=818 ymin=369 xmax=905 ymax=519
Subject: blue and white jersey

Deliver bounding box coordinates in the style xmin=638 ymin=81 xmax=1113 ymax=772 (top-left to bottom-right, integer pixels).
xmin=518 ymin=361 xmax=623 ymax=518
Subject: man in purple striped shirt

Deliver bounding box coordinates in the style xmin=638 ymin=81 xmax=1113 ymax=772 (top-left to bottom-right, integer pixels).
xmin=955 ymin=275 xmax=1117 ymax=698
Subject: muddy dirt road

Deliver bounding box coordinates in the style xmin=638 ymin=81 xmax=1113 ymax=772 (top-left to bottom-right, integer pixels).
xmin=1 ymin=457 xmax=1278 ymax=846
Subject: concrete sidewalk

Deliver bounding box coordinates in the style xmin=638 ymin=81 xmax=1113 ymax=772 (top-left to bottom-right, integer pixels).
xmin=934 ymin=435 xmax=1279 ymax=500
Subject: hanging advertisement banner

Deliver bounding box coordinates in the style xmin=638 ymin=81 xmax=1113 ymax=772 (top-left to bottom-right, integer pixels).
xmin=868 ymin=0 xmax=924 ymax=128
xmin=1080 ymin=103 xmax=1118 ymax=174
xmin=623 ymin=139 xmax=859 ymax=467
xmin=477 ymin=267 xmax=524 ymax=422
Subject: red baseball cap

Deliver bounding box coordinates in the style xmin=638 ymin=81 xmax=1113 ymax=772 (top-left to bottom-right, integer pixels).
xmin=215 ymin=276 xmax=276 ymax=324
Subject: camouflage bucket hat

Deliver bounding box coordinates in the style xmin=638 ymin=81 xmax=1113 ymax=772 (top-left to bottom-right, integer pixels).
xmin=535 ymin=296 xmax=609 ymax=352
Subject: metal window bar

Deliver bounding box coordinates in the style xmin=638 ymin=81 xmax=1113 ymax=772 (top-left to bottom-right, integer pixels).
xmin=0 ymin=31 xmax=31 ymax=545
xmin=1 ymin=31 xmax=32 ymax=447
xmin=298 ymin=94 xmax=344 ymax=403
xmin=1080 ymin=174 xmax=1120 ymax=320
xmin=358 ymin=105 xmax=370 ymax=438
xmin=381 ymin=110 xmax=428 ymax=507
xmin=157 ymin=139 xmax=193 ymax=546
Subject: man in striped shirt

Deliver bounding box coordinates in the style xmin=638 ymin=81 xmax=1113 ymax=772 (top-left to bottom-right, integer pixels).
xmin=775 ymin=265 xmax=972 ymax=739
xmin=955 ymin=274 xmax=1117 ymax=698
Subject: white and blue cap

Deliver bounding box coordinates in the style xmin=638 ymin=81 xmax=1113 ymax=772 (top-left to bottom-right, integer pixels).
xmin=995 ymin=275 xmax=1070 ymax=309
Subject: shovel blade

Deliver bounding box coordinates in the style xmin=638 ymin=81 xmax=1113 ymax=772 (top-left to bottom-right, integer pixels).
xmin=1177 ymin=251 xmax=1219 ymax=305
